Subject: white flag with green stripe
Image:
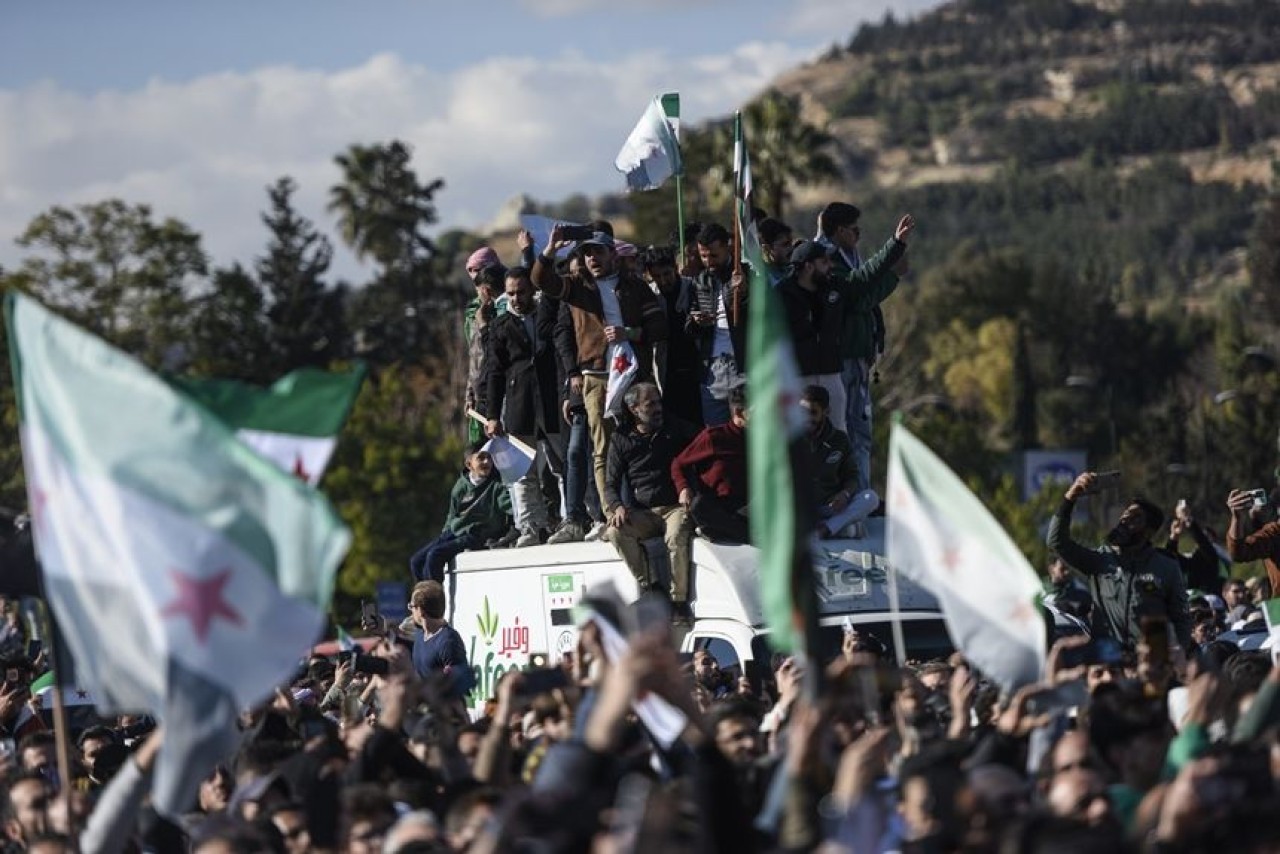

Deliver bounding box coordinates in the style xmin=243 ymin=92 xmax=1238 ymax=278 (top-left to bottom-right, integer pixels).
xmin=6 ymin=293 xmax=351 ymax=816
xmin=170 ymin=366 xmax=365 ymax=486
xmin=886 ymin=423 xmax=1045 ymax=689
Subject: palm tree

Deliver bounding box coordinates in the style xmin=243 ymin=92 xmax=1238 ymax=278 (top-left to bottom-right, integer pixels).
xmin=743 ymin=90 xmax=841 ymax=221
xmin=328 ymin=141 xmax=442 ymax=275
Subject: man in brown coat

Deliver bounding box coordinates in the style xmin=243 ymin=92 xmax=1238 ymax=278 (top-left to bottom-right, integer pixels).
xmin=532 ymin=227 xmax=668 ymax=515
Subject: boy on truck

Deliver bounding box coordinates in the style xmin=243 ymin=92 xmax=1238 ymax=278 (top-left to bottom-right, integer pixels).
xmin=409 ymin=441 xmax=512 ymax=582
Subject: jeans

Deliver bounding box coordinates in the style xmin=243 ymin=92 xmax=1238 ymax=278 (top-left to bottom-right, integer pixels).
xmin=841 ymin=358 xmax=873 ymax=492
xmin=565 ymin=409 xmax=604 ymax=524
xmin=409 ymin=529 xmax=477 ymax=582
xmin=690 ymin=494 xmax=750 ymax=544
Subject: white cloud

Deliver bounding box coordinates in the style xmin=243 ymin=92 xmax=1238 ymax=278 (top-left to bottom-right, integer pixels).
xmin=0 ymin=43 xmax=810 ymax=282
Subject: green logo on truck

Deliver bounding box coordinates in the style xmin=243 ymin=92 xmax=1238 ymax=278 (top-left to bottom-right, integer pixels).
xmin=546 ymin=574 xmax=573 ymax=593
xmin=476 ymin=596 xmax=499 ymax=645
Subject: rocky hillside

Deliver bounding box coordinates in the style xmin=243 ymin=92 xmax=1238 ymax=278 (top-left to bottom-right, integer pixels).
xmin=777 ymin=0 xmax=1280 ymax=193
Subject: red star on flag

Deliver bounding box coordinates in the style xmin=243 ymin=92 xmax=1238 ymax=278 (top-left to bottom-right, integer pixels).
xmin=941 ymin=545 xmax=963 ymax=573
xmin=292 ymin=455 xmax=311 ymax=483
xmin=29 ymin=483 xmax=49 ymax=531
xmin=75 ymin=689 xmax=89 ymax=701
xmin=161 ymin=568 xmax=243 ymax=644
xmin=612 ymin=352 xmax=632 ymax=373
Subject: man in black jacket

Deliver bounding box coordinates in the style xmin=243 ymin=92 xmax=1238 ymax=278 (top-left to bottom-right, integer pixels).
xmin=690 ymin=224 xmax=749 ymax=427
xmin=779 ymin=234 xmax=906 ymax=435
xmin=643 ymin=246 xmax=702 ymax=427
xmin=483 ymin=267 xmax=559 ymax=547
xmin=604 ymin=382 xmax=695 ymax=620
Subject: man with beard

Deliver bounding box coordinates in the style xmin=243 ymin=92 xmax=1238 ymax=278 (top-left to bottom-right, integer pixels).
xmin=1047 ymin=472 xmax=1191 ymax=651
xmin=603 ymin=383 xmax=695 ymax=621
xmin=779 ymin=218 xmax=913 ymax=434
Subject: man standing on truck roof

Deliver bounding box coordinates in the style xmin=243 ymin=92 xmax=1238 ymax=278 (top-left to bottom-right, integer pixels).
xmin=604 ymin=382 xmax=696 ymax=623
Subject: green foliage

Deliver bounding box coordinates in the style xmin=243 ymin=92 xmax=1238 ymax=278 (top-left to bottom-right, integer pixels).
xmin=13 ymin=200 xmax=208 ymax=369
xmin=323 ymin=368 xmax=461 ymax=599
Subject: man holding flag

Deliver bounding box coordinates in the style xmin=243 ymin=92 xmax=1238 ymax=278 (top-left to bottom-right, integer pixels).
xmin=532 ymin=229 xmax=668 ymax=517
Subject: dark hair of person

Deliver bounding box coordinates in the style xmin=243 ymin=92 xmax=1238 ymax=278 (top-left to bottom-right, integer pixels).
xmin=504 ymin=265 xmax=530 ymax=283
xmin=817 ymin=202 xmax=861 ymax=237
xmin=1127 ymin=496 xmax=1164 ymax=532
xmin=76 ymin=726 xmax=117 ymax=750
xmin=757 ymin=217 xmax=792 ymax=246
xmin=801 ymin=384 xmax=829 ymax=408
xmin=641 ymin=246 xmax=677 ymax=272
xmin=728 ymin=386 xmax=747 ymax=412
xmin=696 ymin=223 xmax=731 ymax=247
xmin=475 ymin=265 xmax=508 ymax=289
xmin=412 ymin=581 xmax=447 ymax=620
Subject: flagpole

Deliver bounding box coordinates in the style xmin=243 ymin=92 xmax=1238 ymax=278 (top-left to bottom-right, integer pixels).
xmin=887 ymin=563 xmax=908 ymax=667
xmin=34 ymin=597 xmax=79 ymax=841
xmin=675 ymin=172 xmax=687 ymax=275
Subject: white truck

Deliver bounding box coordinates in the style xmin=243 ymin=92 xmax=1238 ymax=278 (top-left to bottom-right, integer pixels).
xmin=445 ymin=518 xmax=952 ymax=712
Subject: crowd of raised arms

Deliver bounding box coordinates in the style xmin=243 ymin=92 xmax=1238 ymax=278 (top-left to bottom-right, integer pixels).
xmin=4 ymin=200 xmax=1280 ymax=854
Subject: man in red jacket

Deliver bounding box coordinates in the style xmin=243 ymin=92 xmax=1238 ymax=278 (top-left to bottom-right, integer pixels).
xmin=672 ymin=387 xmax=749 ymax=543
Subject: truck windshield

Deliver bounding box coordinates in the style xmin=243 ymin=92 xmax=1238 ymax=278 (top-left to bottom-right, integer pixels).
xmin=750 ymin=619 xmax=954 ymax=668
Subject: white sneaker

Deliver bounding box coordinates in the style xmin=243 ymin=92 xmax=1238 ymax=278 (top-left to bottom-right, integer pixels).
xmin=584 ymin=521 xmax=608 ymax=542
xmin=515 ymin=526 xmax=542 ymax=548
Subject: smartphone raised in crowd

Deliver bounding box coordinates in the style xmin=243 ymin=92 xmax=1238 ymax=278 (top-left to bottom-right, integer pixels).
xmin=1085 ymin=470 xmax=1121 ymax=495
xmin=519 ymin=667 xmax=570 ymax=696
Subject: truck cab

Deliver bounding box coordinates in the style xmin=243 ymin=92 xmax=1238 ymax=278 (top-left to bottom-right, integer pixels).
xmin=447 ymin=518 xmax=951 ymax=712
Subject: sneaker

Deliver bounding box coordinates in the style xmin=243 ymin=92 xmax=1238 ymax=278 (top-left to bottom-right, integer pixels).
xmin=584 ymin=521 xmax=608 ymax=542
xmin=486 ymin=528 xmax=520 ymax=549
xmin=546 ymin=518 xmax=587 ymax=545
xmin=515 ymin=526 xmax=543 ymax=548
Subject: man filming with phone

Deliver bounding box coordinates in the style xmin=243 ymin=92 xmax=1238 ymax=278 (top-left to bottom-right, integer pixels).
xmin=1225 ymin=486 xmax=1280 ymax=595
xmin=1047 ymin=472 xmax=1191 ymax=652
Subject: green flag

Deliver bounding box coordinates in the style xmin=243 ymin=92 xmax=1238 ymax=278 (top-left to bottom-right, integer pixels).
xmin=746 ymin=177 xmax=816 ymax=657
xmin=6 ymin=292 xmax=351 ymax=816
xmin=170 ymin=365 xmax=365 ymax=485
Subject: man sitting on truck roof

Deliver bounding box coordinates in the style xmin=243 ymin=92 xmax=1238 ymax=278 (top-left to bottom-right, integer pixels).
xmin=671 ymin=386 xmax=750 ymax=544
xmin=604 ymin=382 xmax=696 ymax=623
xmin=799 ymin=385 xmax=865 ymax=539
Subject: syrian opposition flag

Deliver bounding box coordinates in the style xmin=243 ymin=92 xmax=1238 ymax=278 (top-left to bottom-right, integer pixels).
xmin=6 ymin=293 xmax=351 ymax=816
xmin=614 ymin=94 xmax=683 ymax=192
xmin=886 ymin=423 xmax=1046 ymax=690
xmin=604 ymin=341 xmax=640 ymax=419
xmin=170 ymin=366 xmax=365 ymax=486
xmin=30 ymin=671 xmax=102 ymax=732
xmin=733 ymin=111 xmax=762 ymax=264
xmin=746 ymin=197 xmax=818 ymax=660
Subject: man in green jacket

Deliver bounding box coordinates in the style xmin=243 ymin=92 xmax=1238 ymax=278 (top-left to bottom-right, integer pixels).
xmin=1046 ymin=471 xmax=1191 ymax=651
xmin=799 ymin=385 xmax=862 ymax=539
xmin=816 ymin=201 xmax=910 ymax=491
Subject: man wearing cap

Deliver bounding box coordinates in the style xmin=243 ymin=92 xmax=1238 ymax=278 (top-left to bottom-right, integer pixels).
xmin=533 ymin=226 xmax=668 ymax=518
xmin=816 ymin=203 xmax=913 ymax=491
xmin=778 ymin=216 xmax=913 ymax=434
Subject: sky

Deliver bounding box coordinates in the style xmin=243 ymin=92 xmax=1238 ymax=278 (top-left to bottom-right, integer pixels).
xmin=0 ymin=0 xmax=943 ymax=282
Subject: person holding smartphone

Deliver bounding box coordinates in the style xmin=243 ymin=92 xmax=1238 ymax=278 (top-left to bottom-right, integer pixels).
xmin=1225 ymin=486 xmax=1280 ymax=596
xmin=1047 ymin=472 xmax=1191 ymax=652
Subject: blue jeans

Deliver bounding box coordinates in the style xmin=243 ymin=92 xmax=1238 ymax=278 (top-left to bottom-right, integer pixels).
xmin=842 ymin=358 xmax=873 ymax=492
xmin=565 ymin=409 xmax=603 ymax=524
xmin=409 ymin=529 xmax=477 ymax=582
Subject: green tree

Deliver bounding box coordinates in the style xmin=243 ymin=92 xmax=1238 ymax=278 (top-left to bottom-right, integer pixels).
xmin=12 ymin=200 xmax=208 ymax=368
xmin=187 ymin=264 xmax=273 ymax=382
xmin=1247 ymin=177 xmax=1280 ymax=325
xmin=324 ymin=368 xmax=462 ymax=598
xmin=258 ymin=177 xmax=348 ymax=373
xmin=329 ymin=141 xmax=452 ymax=363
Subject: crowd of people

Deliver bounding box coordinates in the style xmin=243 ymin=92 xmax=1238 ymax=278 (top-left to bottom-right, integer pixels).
xmin=413 ymin=201 xmax=915 ymax=619
xmin=2 ymin=199 xmax=1280 ymax=853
